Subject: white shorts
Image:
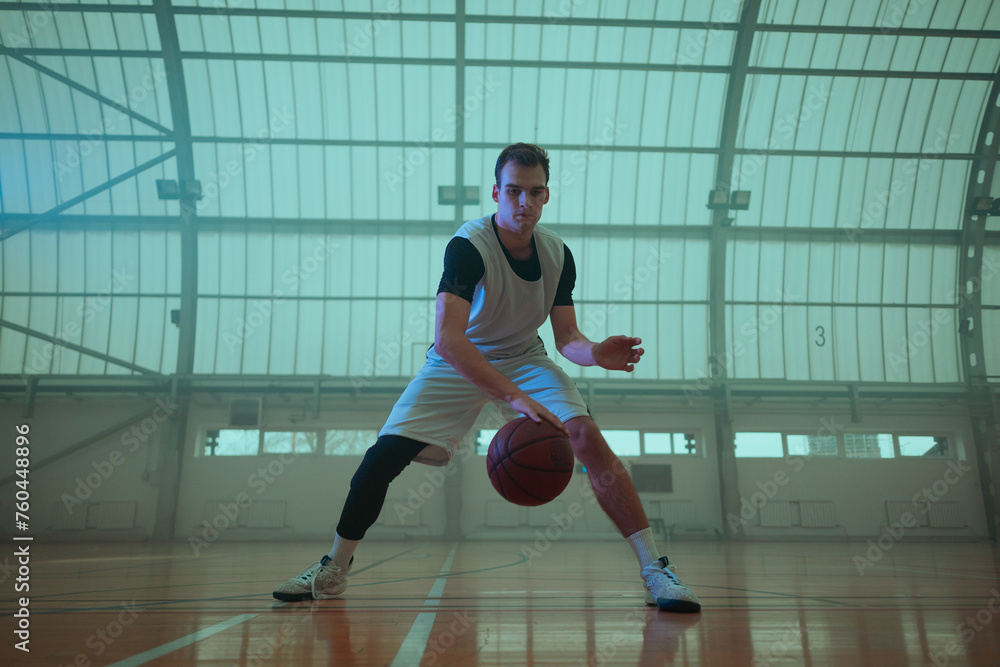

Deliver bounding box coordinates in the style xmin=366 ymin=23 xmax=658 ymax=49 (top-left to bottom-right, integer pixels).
xmin=380 ymin=340 xmax=590 ymax=466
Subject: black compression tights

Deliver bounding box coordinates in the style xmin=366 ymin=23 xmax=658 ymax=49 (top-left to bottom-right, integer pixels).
xmin=335 ymin=435 xmax=429 ymax=541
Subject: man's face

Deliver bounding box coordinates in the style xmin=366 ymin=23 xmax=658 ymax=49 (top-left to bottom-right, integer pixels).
xmin=492 ymin=161 xmax=549 ymax=234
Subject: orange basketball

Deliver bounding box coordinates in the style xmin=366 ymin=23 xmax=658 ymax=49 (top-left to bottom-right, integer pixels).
xmin=486 ymin=417 xmax=575 ymax=506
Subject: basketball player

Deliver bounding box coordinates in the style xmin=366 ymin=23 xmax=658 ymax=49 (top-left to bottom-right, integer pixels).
xmin=273 ymin=143 xmax=701 ymax=613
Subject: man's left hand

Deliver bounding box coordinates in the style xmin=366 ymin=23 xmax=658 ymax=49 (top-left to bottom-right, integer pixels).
xmin=594 ymin=335 xmax=644 ymax=372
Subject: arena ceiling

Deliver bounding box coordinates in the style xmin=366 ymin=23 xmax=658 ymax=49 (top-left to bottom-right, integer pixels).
xmin=0 ymin=0 xmax=998 ymax=395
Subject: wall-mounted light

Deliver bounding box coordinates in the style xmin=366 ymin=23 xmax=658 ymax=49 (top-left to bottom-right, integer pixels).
xmin=157 ymin=179 xmax=203 ymax=201
xmin=156 ymin=179 xmax=179 ymax=200
xmin=730 ymin=190 xmax=751 ymax=210
xmin=438 ymin=185 xmax=480 ymax=206
xmin=707 ymin=189 xmax=729 ymax=210
xmin=969 ymin=196 xmax=993 ymax=216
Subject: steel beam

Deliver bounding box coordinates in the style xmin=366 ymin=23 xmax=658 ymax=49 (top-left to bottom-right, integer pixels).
xmin=710 ymin=0 xmax=762 ymax=541
xmin=0 ymin=150 xmax=176 ymax=242
xmin=0 ymin=319 xmax=162 ymax=376
xmin=961 ymin=58 xmax=1000 ymax=540
xmin=0 ymin=45 xmax=172 ymax=135
xmin=152 ymin=0 xmax=197 ymax=542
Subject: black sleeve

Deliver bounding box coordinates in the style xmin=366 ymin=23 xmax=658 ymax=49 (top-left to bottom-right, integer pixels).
xmin=437 ymin=237 xmax=485 ymax=303
xmin=553 ymin=244 xmax=576 ymax=307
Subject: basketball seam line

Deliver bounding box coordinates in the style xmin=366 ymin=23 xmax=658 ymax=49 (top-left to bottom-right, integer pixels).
xmin=498 ymin=458 xmax=546 ymax=502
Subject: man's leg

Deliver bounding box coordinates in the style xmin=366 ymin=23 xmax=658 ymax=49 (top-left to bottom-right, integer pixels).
xmin=565 ymin=415 xmax=701 ymax=612
xmin=565 ymin=415 xmax=648 ymax=537
xmin=329 ymin=435 xmax=430 ymax=566
xmin=272 ymin=435 xmax=428 ymax=601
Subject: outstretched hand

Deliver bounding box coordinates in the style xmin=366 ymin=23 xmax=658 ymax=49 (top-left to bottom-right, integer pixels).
xmin=594 ymin=335 xmax=644 ymax=372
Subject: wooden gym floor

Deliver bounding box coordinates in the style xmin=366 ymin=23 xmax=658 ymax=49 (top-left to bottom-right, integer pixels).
xmin=3 ymin=539 xmax=1000 ymax=666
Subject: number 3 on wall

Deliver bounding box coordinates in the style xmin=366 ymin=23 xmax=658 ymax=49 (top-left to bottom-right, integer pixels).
xmin=815 ymin=325 xmax=826 ymax=347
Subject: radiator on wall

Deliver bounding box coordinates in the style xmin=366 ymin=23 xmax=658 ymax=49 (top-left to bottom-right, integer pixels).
xmin=799 ymin=501 xmax=837 ymax=528
xmin=760 ymin=501 xmax=795 ymax=527
xmin=52 ymin=502 xmax=136 ymax=530
xmin=928 ymin=502 xmax=965 ymax=528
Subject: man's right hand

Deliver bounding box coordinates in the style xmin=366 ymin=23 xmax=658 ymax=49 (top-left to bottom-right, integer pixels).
xmin=507 ymin=394 xmax=569 ymax=437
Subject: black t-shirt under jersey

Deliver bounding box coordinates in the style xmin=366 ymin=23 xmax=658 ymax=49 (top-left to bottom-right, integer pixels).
xmin=437 ymin=219 xmax=576 ymax=306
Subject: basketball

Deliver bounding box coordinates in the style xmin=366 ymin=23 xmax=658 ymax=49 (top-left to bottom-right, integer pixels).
xmin=486 ymin=417 xmax=576 ymax=506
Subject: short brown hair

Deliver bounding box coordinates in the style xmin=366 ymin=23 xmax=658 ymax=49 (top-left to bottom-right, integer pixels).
xmin=495 ymin=143 xmax=550 ymax=185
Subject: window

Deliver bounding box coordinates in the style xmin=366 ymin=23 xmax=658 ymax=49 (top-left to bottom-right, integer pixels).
xmin=899 ymin=436 xmax=949 ymax=458
xmin=324 ymin=430 xmax=378 ymax=455
xmin=643 ymin=432 xmax=698 ymax=455
xmin=603 ymin=430 xmax=640 ymax=456
xmin=844 ymin=433 xmax=894 ymax=459
xmin=734 ymin=432 xmax=784 ymax=457
xmin=202 ymin=428 xmax=377 ymax=456
xmin=787 ymin=434 xmax=838 ymax=457
xmin=205 ymin=429 xmax=259 ymax=456
xmin=476 ymin=429 xmax=499 ymax=456
xmin=263 ymin=431 xmax=320 ymax=454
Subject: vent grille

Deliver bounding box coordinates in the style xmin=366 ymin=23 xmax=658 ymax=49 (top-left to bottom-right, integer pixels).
xmin=799 ymin=501 xmax=836 ymax=528
xmin=759 ymin=501 xmax=794 ymax=527
xmin=928 ymin=502 xmax=965 ymax=528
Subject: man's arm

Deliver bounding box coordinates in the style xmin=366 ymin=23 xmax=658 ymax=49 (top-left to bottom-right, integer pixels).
xmin=550 ymin=305 xmax=644 ymax=372
xmin=434 ymin=292 xmax=569 ymax=434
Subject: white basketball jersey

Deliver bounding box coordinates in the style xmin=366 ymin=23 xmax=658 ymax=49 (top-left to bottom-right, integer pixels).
xmin=448 ymin=215 xmax=565 ymax=359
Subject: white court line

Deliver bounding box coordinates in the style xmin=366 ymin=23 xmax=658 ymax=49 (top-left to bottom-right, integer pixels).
xmin=106 ymin=613 xmax=259 ymax=667
xmin=390 ymin=544 xmax=457 ymax=667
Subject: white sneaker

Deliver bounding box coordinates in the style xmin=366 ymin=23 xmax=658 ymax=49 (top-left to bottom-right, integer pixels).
xmin=641 ymin=556 xmax=701 ymax=613
xmin=273 ymin=555 xmax=352 ymax=602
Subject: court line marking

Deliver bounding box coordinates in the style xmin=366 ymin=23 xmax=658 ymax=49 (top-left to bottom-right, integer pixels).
xmin=390 ymin=544 xmax=457 ymax=667
xmin=100 ymin=544 xmax=446 ymax=665
xmin=104 ymin=613 xmax=259 ymax=667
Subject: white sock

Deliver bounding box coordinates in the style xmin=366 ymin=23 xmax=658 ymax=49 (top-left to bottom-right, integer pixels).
xmin=626 ymin=527 xmax=660 ymax=569
xmin=328 ymin=533 xmax=359 ymax=569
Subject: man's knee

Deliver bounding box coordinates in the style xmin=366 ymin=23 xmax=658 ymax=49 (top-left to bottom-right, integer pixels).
xmin=351 ymin=436 xmax=422 ymax=488
xmin=566 ymin=417 xmax=610 ymax=457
